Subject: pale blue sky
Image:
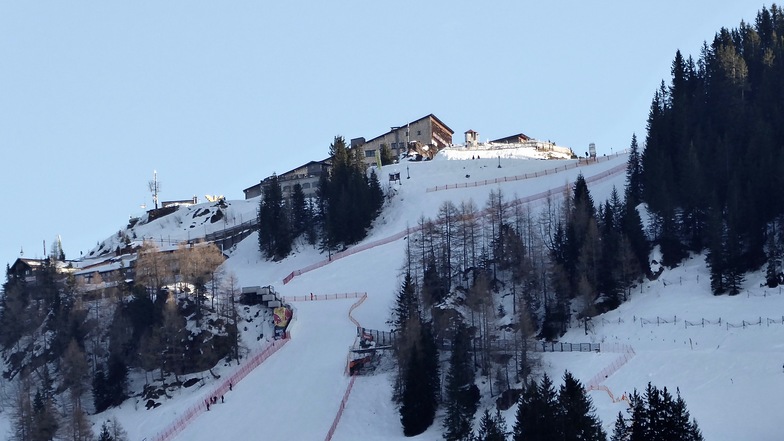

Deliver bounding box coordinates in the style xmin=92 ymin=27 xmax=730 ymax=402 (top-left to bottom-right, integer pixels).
xmin=0 ymin=1 xmax=765 ymax=266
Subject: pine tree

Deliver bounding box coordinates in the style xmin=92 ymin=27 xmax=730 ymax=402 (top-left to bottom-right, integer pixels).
xmin=536 ymin=374 xmax=561 ymax=441
xmin=318 ymin=136 xmax=383 ymax=251
xmin=513 ymin=379 xmax=539 ymax=441
xmin=392 ymin=273 xmax=418 ymax=334
xmin=557 ymin=371 xmax=606 ymax=441
xmin=98 ymin=423 xmax=113 ymax=441
xmin=443 ymin=322 xmax=478 ymax=441
xmin=513 ymin=374 xmax=561 ymax=441
xmin=290 ymin=182 xmax=309 ymax=238
xmin=106 ymin=352 xmax=128 ymax=407
xmin=638 ymin=6 xmax=784 ymax=279
xmin=621 ymin=198 xmax=651 ymax=277
xmin=394 ymin=274 xmax=439 ymax=436
xmin=31 ymin=389 xmax=59 ymax=441
xmin=627 ymin=384 xmax=703 ymax=441
xmin=97 ymin=417 xmax=128 ymax=441
xmin=624 ymin=134 xmax=643 ymax=207
xmin=379 ymin=143 xmax=394 ymax=165
xmin=611 ymin=412 xmax=630 ymax=441
xmin=399 ymin=329 xmax=439 ymax=437
xmin=257 ymin=173 xmax=292 ymax=260
xmin=475 ymin=409 xmax=507 ymax=441
xmin=93 ymin=370 xmax=110 ymax=413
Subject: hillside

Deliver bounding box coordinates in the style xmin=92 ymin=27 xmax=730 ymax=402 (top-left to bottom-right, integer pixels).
xmin=2 ymin=145 xmax=781 ymax=441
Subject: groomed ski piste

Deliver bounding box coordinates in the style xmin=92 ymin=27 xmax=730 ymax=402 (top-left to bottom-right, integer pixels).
xmin=3 ymin=146 xmax=782 ymax=440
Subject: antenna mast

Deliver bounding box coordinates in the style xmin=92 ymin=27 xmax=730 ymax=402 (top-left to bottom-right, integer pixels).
xmin=148 ymin=170 xmax=161 ymax=210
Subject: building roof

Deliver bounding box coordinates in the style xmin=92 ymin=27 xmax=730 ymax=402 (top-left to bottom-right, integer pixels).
xmin=491 ymin=133 xmax=531 ymax=143
xmin=10 ymin=257 xmax=76 ymax=274
xmin=465 ymin=129 xmax=478 ymax=134
xmin=10 ymin=258 xmax=43 ymax=273
xmin=243 ymin=181 xmax=263 ymax=194
xmin=277 ymin=159 xmax=331 ymax=180
xmin=243 ymin=158 xmax=332 ymax=195
xmin=363 ymin=114 xmax=455 ymax=144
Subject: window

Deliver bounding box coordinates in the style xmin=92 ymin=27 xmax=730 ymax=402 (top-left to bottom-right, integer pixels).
xmin=365 ymin=149 xmax=376 ymax=158
xmin=417 ymin=130 xmax=421 ymax=135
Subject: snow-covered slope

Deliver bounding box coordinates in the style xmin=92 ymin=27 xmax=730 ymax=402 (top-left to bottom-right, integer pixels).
xmin=4 ymin=146 xmax=780 ymax=441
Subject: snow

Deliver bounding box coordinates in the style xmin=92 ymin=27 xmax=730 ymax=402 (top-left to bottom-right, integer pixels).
xmin=2 ymin=146 xmax=782 ymax=440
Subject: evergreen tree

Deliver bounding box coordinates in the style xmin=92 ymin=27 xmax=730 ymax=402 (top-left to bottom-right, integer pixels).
xmin=394 ymin=273 xmax=439 ymax=436
xmin=93 ymin=370 xmax=110 ymax=413
xmin=513 ymin=374 xmax=561 ymax=441
xmin=513 ymin=379 xmax=539 ymax=441
xmin=598 ymin=199 xmax=622 ymax=310
xmin=399 ymin=323 xmax=440 ymax=438
xmin=106 ymin=352 xmax=128 ymax=407
xmin=31 ymin=389 xmax=58 ymax=441
xmin=98 ymin=423 xmax=113 ymax=441
xmin=443 ymin=322 xmax=479 ymax=441
xmin=399 ymin=345 xmax=429 ymax=436
xmin=318 ymin=136 xmax=383 ymax=251
xmin=639 ymin=5 xmax=784 ymax=284
xmin=611 ymin=412 xmax=630 ymax=441
xmin=624 ymin=134 xmax=643 ymax=207
xmin=626 ymin=383 xmax=703 ymax=441
xmin=379 ymin=143 xmax=394 ymax=165
xmin=392 ymin=273 xmax=418 ymax=333
xmin=475 ymin=409 xmax=507 ymax=441
xmin=290 ymin=182 xmax=309 ymax=239
xmin=97 ymin=417 xmax=128 ymax=441
xmin=557 ymin=371 xmax=606 ymax=441
xmin=257 ymin=173 xmax=292 ymax=260
xmin=621 ymin=196 xmax=651 ymax=277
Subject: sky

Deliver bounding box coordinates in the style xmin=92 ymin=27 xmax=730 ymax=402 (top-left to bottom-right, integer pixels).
xmin=0 ymin=0 xmax=767 ymax=267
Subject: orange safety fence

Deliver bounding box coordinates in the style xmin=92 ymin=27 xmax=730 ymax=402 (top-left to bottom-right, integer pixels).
xmin=324 ymin=375 xmax=357 ymax=441
xmin=583 ymin=343 xmax=635 ymax=408
xmin=282 ymin=292 xmax=366 ymax=302
xmin=325 ymin=292 xmax=367 ymax=440
xmin=586 ymin=384 xmax=631 ymax=406
xmin=149 ymin=336 xmax=290 ymax=441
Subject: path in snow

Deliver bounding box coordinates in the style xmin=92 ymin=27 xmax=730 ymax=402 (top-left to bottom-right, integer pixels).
xmin=171 ymin=298 xmax=358 ymax=440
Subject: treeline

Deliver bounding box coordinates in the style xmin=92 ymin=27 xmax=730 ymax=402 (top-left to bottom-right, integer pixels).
xmin=257 ymin=136 xmax=384 ymax=260
xmin=0 ymin=241 xmax=239 ymax=440
xmin=390 ymin=158 xmax=650 ymax=436
xmin=641 ymin=5 xmax=784 ymax=293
